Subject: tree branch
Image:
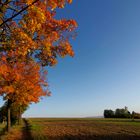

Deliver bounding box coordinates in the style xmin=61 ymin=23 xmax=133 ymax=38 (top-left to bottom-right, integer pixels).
xmin=0 ymin=0 xmax=40 ymax=27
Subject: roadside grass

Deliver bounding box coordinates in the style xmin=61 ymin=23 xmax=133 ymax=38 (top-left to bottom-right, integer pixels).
xmin=24 ymin=119 xmax=47 ymax=140
xmin=0 ymin=124 xmax=23 ymax=140
xmin=0 ymin=123 xmax=5 ymax=132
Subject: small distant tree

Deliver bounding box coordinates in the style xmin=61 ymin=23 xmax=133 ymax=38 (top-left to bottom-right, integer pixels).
xmin=132 ymin=111 xmax=135 ymax=120
xmin=115 ymin=107 xmax=131 ymax=118
xmin=104 ymin=109 xmax=114 ymax=118
xmin=104 ymin=107 xmax=131 ymax=118
xmin=131 ymin=111 xmax=140 ymax=119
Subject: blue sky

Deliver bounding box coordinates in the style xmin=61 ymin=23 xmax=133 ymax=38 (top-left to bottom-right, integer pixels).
xmin=1 ymin=0 xmax=140 ymax=117
xmin=24 ymin=0 xmax=140 ymax=117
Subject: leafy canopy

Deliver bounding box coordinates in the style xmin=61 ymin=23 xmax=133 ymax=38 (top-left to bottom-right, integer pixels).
xmin=0 ymin=0 xmax=77 ymax=105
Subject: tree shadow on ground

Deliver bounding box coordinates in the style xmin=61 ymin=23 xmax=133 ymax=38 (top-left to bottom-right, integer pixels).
xmin=22 ymin=119 xmax=33 ymax=140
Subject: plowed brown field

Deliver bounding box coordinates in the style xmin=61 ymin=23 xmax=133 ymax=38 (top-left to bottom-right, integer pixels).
xmin=1 ymin=118 xmax=140 ymax=140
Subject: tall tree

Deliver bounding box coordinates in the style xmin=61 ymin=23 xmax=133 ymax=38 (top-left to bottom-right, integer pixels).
xmin=0 ymin=0 xmax=77 ymax=131
xmin=0 ymin=55 xmax=49 ymax=131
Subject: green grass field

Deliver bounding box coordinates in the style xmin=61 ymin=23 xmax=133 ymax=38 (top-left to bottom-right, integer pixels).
xmin=0 ymin=118 xmax=140 ymax=140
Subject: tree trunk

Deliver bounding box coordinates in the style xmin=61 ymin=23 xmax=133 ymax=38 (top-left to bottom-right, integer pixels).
xmin=18 ymin=106 xmax=22 ymax=125
xmin=7 ymin=99 xmax=12 ymax=132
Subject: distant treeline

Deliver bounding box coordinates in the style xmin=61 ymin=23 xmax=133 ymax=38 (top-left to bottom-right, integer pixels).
xmin=104 ymin=106 xmax=140 ymax=119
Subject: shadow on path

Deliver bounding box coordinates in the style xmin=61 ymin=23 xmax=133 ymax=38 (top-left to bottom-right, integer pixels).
xmin=22 ymin=119 xmax=33 ymax=140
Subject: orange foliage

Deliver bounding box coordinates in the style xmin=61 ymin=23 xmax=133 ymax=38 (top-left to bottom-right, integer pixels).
xmin=0 ymin=0 xmax=77 ymax=105
xmin=1 ymin=0 xmax=77 ymax=66
xmin=0 ymin=54 xmax=48 ymax=105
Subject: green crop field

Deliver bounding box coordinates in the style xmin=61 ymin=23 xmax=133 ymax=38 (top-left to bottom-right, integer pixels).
xmin=0 ymin=118 xmax=140 ymax=140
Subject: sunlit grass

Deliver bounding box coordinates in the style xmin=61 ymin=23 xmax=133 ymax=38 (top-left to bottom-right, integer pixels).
xmin=0 ymin=123 xmax=5 ymax=131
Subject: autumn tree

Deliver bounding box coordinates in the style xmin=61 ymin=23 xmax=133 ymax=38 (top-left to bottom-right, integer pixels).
xmin=0 ymin=0 xmax=77 ymax=131
xmin=0 ymin=55 xmax=50 ymax=131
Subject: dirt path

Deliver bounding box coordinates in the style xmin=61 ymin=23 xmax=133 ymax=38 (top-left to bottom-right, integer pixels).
xmin=22 ymin=119 xmax=33 ymax=140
